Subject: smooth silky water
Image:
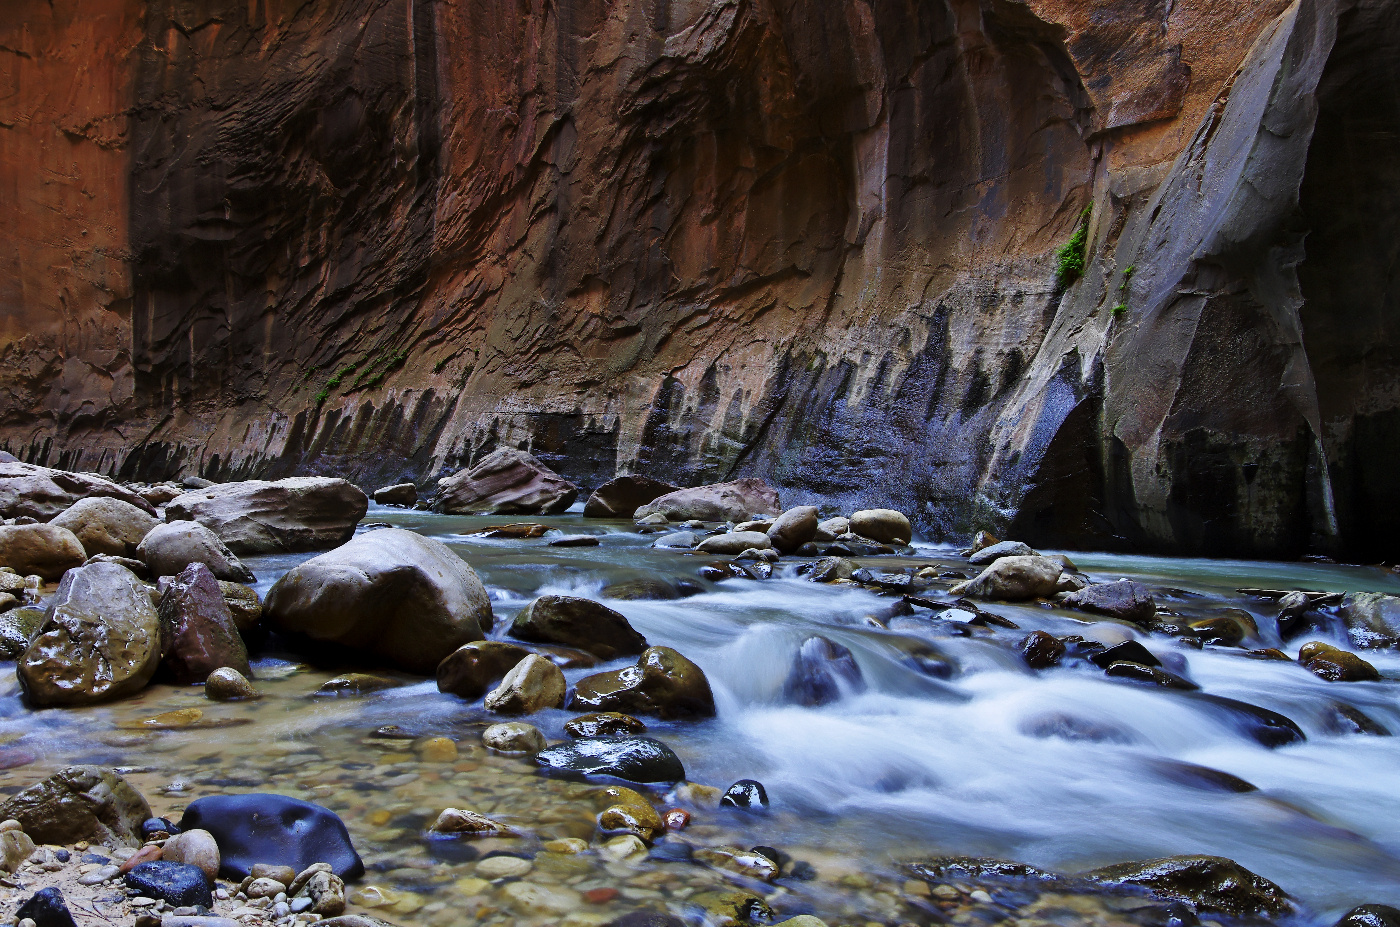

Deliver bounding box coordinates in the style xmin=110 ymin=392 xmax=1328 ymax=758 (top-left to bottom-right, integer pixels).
xmin=2 ymin=507 xmax=1399 ymax=925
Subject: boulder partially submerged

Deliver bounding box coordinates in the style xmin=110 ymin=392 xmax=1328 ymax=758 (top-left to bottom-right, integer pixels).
xmin=265 ymin=528 xmax=491 ymax=673
xmin=584 ymin=475 xmax=679 ymax=518
xmin=634 ymin=478 xmax=781 ymax=523
xmin=432 ymin=448 xmax=577 ymax=515
xmin=0 ymin=462 xmax=155 ymax=522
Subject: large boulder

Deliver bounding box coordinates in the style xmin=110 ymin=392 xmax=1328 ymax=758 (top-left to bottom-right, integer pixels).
xmin=1338 ymin=593 xmax=1400 ymax=649
xmin=1060 ymin=581 xmax=1157 ymax=624
xmin=0 ymin=524 xmax=86 ymax=581
xmin=0 ymin=766 xmax=151 ymax=846
xmin=437 ymin=640 xmax=532 ymax=699
xmin=18 ymin=562 xmax=162 ymax=706
xmin=0 ymin=462 xmax=156 ymax=522
xmin=431 ymin=448 xmax=578 ymax=515
xmin=767 ymin=506 xmax=819 ymax=553
xmin=167 ymin=478 xmax=368 ymax=554
xmin=264 ymin=528 xmax=491 ymax=673
xmin=157 ymin=563 xmax=251 ymax=684
xmin=1084 ymin=855 xmax=1292 ymax=918
xmin=372 ymin=483 xmax=417 ymax=506
xmin=967 ymin=540 xmax=1037 ymax=565
xmin=584 ymin=476 xmax=681 ymax=518
xmin=177 ymin=794 xmax=364 ymax=881
xmin=848 ymin=509 xmax=912 ymax=544
xmin=137 ymin=521 xmax=255 ymax=583
xmin=634 ymin=478 xmax=781 ymax=523
xmin=509 ymin=595 xmax=648 ymax=659
xmin=950 ymin=556 xmax=1064 ymax=601
xmin=570 ymin=646 xmax=716 ymax=719
xmin=50 ymin=497 xmax=158 ymax=558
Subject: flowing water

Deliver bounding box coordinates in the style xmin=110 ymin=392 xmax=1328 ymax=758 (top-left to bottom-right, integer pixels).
xmin=3 ymin=508 xmax=1400 ymax=926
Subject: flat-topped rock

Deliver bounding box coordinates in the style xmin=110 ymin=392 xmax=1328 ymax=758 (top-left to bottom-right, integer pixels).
xmin=167 ymin=477 xmax=368 ymax=554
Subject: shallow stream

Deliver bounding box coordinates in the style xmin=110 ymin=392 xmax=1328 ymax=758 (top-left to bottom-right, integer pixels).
xmin=3 ymin=508 xmax=1399 ymax=926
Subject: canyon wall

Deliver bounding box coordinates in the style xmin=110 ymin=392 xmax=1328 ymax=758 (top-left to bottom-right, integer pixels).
xmin=1 ymin=0 xmax=1396 ymax=558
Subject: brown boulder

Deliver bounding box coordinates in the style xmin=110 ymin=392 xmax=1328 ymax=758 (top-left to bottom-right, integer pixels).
xmin=569 ymin=646 xmax=715 ymax=719
xmin=1298 ymin=641 xmax=1381 ymax=682
xmin=0 ymin=462 xmax=156 ymax=522
xmin=1084 ymin=855 xmax=1292 ymax=918
xmin=509 ymin=595 xmax=648 ymax=659
xmin=167 ymin=477 xmax=368 ymax=554
xmin=950 ymin=556 xmax=1064 ymax=601
xmin=0 ymin=524 xmax=86 ymax=580
xmin=483 ymin=653 xmax=566 ymax=714
xmin=265 ymin=528 xmax=491 ymax=673
xmin=137 ymin=521 xmax=256 ymax=583
xmin=436 ymin=641 xmax=532 ymax=699
xmin=51 ymin=497 xmax=158 ymax=558
xmin=18 ymin=561 xmax=163 ymax=706
xmin=634 ymin=478 xmax=781 ymax=523
xmin=432 ymin=448 xmax=578 ymax=515
xmin=219 ymin=581 xmax=263 ymax=632
xmin=767 ymin=506 xmax=819 ymax=553
xmin=158 ymin=562 xmax=251 ymax=684
xmin=583 ymin=476 xmax=681 ymax=518
xmin=372 ymin=483 xmax=417 ymax=506
xmin=849 ymin=509 xmax=913 ymax=544
xmin=0 ymin=766 xmax=151 ymax=847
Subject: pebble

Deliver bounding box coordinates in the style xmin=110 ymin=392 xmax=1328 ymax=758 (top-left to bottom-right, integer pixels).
xmin=476 ymin=855 xmax=533 ymax=879
xmin=417 ymin=737 xmax=458 ymax=762
xmin=453 ymin=878 xmax=490 ymax=896
xmin=77 ymin=865 xmax=120 ymax=885
xmin=503 ymin=881 xmax=583 ymax=916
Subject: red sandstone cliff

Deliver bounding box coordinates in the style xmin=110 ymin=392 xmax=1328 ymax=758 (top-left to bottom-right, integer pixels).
xmin=1 ymin=0 xmax=1396 ymax=558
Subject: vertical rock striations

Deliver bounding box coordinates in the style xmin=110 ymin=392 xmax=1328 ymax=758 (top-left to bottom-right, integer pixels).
xmin=0 ymin=0 xmax=1396 ymax=558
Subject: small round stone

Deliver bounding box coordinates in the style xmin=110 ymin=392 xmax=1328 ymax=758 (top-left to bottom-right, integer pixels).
xmin=476 ymin=855 xmax=533 ymax=879
xmin=204 ymin=667 xmax=259 ymax=701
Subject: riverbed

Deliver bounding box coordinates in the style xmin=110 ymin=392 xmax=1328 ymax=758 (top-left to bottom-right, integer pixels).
xmin=3 ymin=507 xmax=1399 ymax=927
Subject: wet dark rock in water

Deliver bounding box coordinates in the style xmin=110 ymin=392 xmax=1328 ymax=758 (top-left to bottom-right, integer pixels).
xmin=570 ymin=646 xmax=716 ymax=720
xmin=509 ymin=594 xmax=648 ymax=660
xmin=1084 ymin=855 xmax=1292 ymax=918
xmin=652 ymin=531 xmax=698 ymax=549
xmin=1020 ymin=713 xmax=1138 ymax=744
xmin=1334 ymin=904 xmax=1400 ymax=927
xmin=1018 ymin=631 xmax=1065 ymax=669
xmin=697 ymin=565 xmax=729 ymax=582
xmin=1338 ymin=593 xmax=1400 ymax=650
xmin=314 ymin=674 xmax=400 ymax=698
xmin=782 ymin=637 xmax=865 ymax=706
xmin=1 ymin=765 xmax=151 ymax=847
xmin=1106 ymin=662 xmax=1199 ymax=690
xmin=178 ymin=794 xmax=364 ymax=880
xmin=603 ymin=577 xmax=704 ymax=600
xmin=1143 ymin=759 xmax=1257 ymax=793
xmin=435 ymin=640 xmax=531 ymax=700
xmin=1128 ymin=902 xmax=1201 ymax=927
xmin=1089 ymin=640 xmax=1160 ymax=669
xmin=1060 ymin=581 xmax=1157 ymax=625
xmin=720 ymin=780 xmax=768 ymax=812
xmin=534 ymin=737 xmax=686 ymax=783
xmin=124 ymin=861 xmax=213 ymax=907
xmin=1298 ymin=641 xmax=1381 ymax=681
xmin=157 ymin=562 xmax=251 ymax=684
xmin=908 ymin=857 xmax=1060 ymax=883
xmin=564 ymin=712 xmax=647 ymax=739
xmin=1190 ymin=611 xmax=1255 ymax=647
xmin=1190 ymin=694 xmax=1305 ymax=747
xmin=584 ymin=475 xmax=681 ymax=519
xmin=15 ymin=887 xmax=77 ymax=927
xmin=549 ymin=534 xmax=600 ymax=547
xmin=424 ymin=835 xmax=481 ymax=864
xmin=1323 ymin=702 xmax=1391 ymax=736
xmin=141 ymin=817 xmax=179 ymax=841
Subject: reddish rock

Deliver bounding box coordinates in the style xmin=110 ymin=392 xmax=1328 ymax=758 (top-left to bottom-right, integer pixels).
xmin=432 ymin=449 xmax=578 ymax=516
xmin=158 ymin=562 xmax=251 ymax=684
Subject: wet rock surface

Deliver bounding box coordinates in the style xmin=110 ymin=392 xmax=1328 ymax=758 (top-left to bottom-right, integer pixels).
xmin=157 ymin=563 xmax=251 ymax=684
xmin=137 ymin=522 xmax=255 ymax=585
xmin=535 ymin=738 xmax=686 ymax=784
xmin=583 ymin=477 xmax=680 ymax=519
xmin=1 ymin=766 xmax=151 ymax=847
xmin=166 ymin=478 xmax=369 ymax=555
xmin=507 ymin=595 xmax=647 ymax=660
xmin=431 ymin=449 xmax=577 ymax=516
xmin=570 ymin=647 xmax=716 ymax=720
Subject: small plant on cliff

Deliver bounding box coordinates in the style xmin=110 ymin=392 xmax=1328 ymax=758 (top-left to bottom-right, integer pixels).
xmin=366 ymin=351 xmax=409 ymax=389
xmin=1056 ymin=207 xmax=1092 ymax=287
xmin=326 ymin=364 xmax=357 ymax=390
xmin=1121 ymin=264 xmax=1136 ymax=291
xmin=1112 ymin=303 xmax=1128 ymax=318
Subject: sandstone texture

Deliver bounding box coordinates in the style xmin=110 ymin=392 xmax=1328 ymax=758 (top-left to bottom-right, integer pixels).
xmin=431 ymin=448 xmax=578 ymax=515
xmin=1 ymin=0 xmax=1398 ymax=559
xmin=166 ymin=477 xmax=368 ymax=554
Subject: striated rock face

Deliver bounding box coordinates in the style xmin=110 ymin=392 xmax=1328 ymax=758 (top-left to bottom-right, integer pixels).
xmin=1 ymin=0 xmax=1397 ymax=558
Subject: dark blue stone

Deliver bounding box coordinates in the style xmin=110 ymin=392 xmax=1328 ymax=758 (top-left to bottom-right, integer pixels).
xmin=720 ymin=779 xmax=769 ymax=811
xmin=177 ymin=793 xmax=364 ymax=880
xmin=16 ymin=887 xmax=77 ymax=927
xmin=123 ymin=862 xmax=213 ymax=908
xmin=534 ymin=737 xmax=685 ymax=783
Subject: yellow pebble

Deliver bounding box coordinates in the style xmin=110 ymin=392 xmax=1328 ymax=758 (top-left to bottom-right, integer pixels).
xmin=542 ymin=838 xmax=589 ymax=855
xmin=367 ymin=810 xmax=391 ymax=826
xmin=143 ymin=708 xmax=202 ymax=727
xmin=454 ymin=878 xmax=490 ymax=896
xmin=349 ymin=886 xmax=394 ymax=908
xmin=417 ymin=737 xmax=458 ymax=763
xmin=379 ymin=752 xmax=414 ymax=764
